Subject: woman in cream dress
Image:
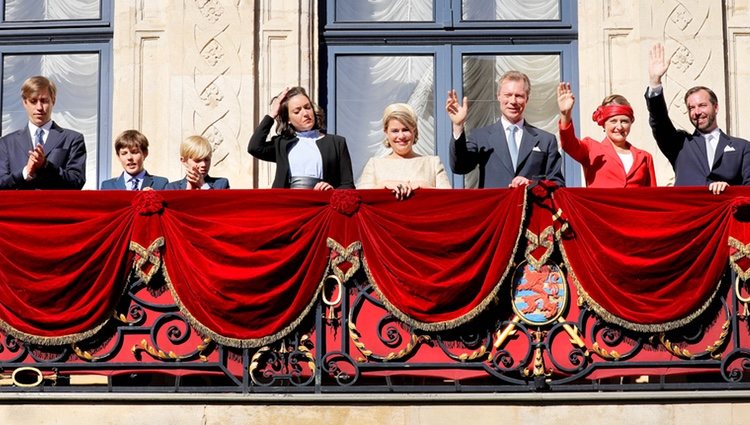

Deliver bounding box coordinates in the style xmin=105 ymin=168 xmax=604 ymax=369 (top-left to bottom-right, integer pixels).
xmin=358 ymin=103 xmax=452 ymax=199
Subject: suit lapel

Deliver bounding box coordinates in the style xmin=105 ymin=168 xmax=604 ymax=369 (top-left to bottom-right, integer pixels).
xmin=43 ymin=121 xmax=64 ymax=153
xmin=625 ymin=145 xmax=647 ymax=180
xmin=316 ymin=136 xmax=333 ymax=170
xmin=17 ymin=127 xmax=32 ymax=150
xmin=516 ymin=123 xmax=536 ymax=169
xmin=712 ymin=132 xmax=731 ymax=169
xmin=601 ymin=138 xmax=627 ymax=180
xmin=116 ymin=174 xmax=127 ymax=189
xmin=689 ymin=132 xmax=711 ymax=174
xmin=142 ymin=174 xmax=154 ymax=189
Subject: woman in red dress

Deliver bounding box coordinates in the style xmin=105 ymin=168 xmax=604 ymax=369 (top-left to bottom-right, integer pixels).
xmin=557 ymin=82 xmax=656 ymax=188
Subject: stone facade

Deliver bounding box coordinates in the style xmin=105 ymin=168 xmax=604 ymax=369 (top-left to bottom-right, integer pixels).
xmin=4 ymin=399 xmax=750 ymax=424
xmin=579 ymin=0 xmax=749 ymax=186
xmin=111 ymin=1 xmax=750 ymax=188
xmin=112 ymin=0 xmax=315 ymax=188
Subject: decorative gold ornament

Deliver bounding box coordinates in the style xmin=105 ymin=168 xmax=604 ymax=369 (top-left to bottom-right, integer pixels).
xmin=327 ymin=238 xmax=361 ymax=283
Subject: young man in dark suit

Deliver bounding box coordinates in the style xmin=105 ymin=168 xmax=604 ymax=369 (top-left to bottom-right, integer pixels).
xmin=446 ymin=70 xmax=565 ymax=188
xmin=646 ymin=43 xmax=750 ymax=194
xmin=0 ymin=76 xmax=86 ymax=189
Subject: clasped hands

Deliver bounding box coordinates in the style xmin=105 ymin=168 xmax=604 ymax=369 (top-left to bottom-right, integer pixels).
xmin=25 ymin=144 xmax=46 ymax=178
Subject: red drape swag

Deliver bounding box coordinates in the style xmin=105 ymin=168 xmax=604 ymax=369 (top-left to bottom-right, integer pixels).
xmin=0 ymin=191 xmax=134 ymax=344
xmin=553 ymin=187 xmax=736 ymax=332
xmin=145 ymin=190 xmax=335 ymax=348
xmin=354 ymin=188 xmax=526 ymax=330
xmin=2 ymin=187 xmax=749 ymax=346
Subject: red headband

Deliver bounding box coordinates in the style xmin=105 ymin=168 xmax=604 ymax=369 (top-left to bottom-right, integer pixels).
xmin=592 ymin=104 xmax=634 ymax=126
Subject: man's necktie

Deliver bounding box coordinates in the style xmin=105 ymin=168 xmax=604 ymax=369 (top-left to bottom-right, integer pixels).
xmin=129 ymin=177 xmax=140 ymax=191
xmin=34 ymin=128 xmax=43 ymax=147
xmin=705 ymin=134 xmax=716 ymax=168
xmin=508 ymin=125 xmax=519 ymax=170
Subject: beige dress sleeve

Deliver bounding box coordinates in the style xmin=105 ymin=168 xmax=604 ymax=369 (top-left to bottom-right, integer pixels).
xmin=432 ymin=156 xmax=452 ymax=189
xmin=357 ymin=158 xmax=378 ymax=189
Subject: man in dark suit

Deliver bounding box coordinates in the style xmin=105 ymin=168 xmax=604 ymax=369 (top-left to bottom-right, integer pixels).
xmin=647 ymin=43 xmax=750 ymax=194
xmin=101 ymin=129 xmax=168 ymax=190
xmin=446 ymin=70 xmax=565 ymax=188
xmin=0 ymin=76 xmax=86 ymax=189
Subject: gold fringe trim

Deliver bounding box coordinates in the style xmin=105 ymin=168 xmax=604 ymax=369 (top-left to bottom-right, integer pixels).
xmin=557 ymin=232 xmax=724 ymax=333
xmin=0 ymin=268 xmax=133 ymax=346
xmin=130 ymin=237 xmax=165 ymax=283
xmin=0 ymin=313 xmax=112 ymax=347
xmin=161 ymin=254 xmax=330 ymax=349
xmin=729 ymin=237 xmax=750 ymax=281
xmin=361 ymin=189 xmax=529 ymax=332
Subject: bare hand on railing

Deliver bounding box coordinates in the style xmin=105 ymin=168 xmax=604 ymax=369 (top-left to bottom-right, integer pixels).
xmin=386 ymin=182 xmax=418 ymax=200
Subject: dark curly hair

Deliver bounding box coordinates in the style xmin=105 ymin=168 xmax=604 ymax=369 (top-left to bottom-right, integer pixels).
xmin=275 ymin=86 xmax=327 ymax=138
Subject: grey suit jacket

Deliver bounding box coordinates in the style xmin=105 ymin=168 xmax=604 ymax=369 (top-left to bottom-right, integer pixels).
xmin=100 ymin=172 xmax=169 ymax=190
xmin=0 ymin=121 xmax=86 ymax=189
xmin=164 ymin=176 xmax=230 ymax=190
xmin=450 ymin=120 xmax=565 ymax=188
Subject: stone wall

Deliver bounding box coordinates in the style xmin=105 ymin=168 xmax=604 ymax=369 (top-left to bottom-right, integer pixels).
xmin=3 ymin=399 xmax=750 ymax=425
xmin=578 ymin=0 xmax=750 ymax=186
xmin=111 ymin=1 xmax=750 ymax=188
xmin=112 ymin=0 xmax=315 ymax=188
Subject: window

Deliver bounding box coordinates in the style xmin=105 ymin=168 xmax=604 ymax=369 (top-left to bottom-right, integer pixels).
xmin=323 ymin=0 xmax=581 ymax=187
xmin=0 ymin=0 xmax=112 ymax=190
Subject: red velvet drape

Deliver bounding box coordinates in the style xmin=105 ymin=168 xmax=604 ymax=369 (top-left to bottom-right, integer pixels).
xmin=554 ymin=187 xmax=734 ymax=331
xmin=0 ymin=191 xmax=134 ymax=343
xmin=0 ymin=187 xmax=748 ymax=346
xmin=355 ymin=188 xmax=525 ymax=329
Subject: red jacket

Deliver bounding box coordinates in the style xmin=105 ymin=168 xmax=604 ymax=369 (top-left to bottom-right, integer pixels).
xmin=559 ymin=121 xmax=656 ymax=188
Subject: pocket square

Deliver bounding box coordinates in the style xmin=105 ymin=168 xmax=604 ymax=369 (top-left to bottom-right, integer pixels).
xmin=724 ymin=145 xmax=736 ymax=152
xmin=532 ymin=146 xmax=543 ymax=152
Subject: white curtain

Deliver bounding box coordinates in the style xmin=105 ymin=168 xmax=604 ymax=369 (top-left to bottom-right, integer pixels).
xmin=336 ymin=56 xmax=435 ymax=181
xmin=462 ymin=0 xmax=560 ymax=20
xmin=2 ymin=54 xmax=100 ymax=189
xmin=336 ymin=0 xmax=432 ymax=22
xmin=4 ymin=0 xmax=100 ymax=21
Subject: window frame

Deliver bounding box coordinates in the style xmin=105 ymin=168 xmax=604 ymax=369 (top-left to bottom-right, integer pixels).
xmin=326 ymin=45 xmax=453 ymax=181
xmin=0 ymin=0 xmax=113 ymax=189
xmin=322 ymin=0 xmax=581 ymax=187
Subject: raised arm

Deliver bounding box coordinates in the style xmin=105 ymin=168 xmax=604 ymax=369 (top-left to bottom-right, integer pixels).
xmin=648 ymin=43 xmax=670 ymax=89
xmin=556 ymin=82 xmax=589 ymax=165
xmin=445 ymin=89 xmax=468 ymax=139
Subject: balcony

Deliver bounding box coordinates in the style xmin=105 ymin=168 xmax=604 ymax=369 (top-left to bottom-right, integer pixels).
xmin=2 ymin=185 xmax=750 ymax=394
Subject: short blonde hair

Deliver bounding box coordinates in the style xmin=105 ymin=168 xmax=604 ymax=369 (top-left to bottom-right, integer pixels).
xmin=21 ymin=76 xmax=57 ymax=102
xmin=382 ymin=103 xmax=419 ymax=147
xmin=180 ymin=135 xmax=212 ymax=160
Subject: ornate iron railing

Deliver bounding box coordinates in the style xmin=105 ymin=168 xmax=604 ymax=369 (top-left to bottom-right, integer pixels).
xmin=2 ymin=259 xmax=749 ymax=393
